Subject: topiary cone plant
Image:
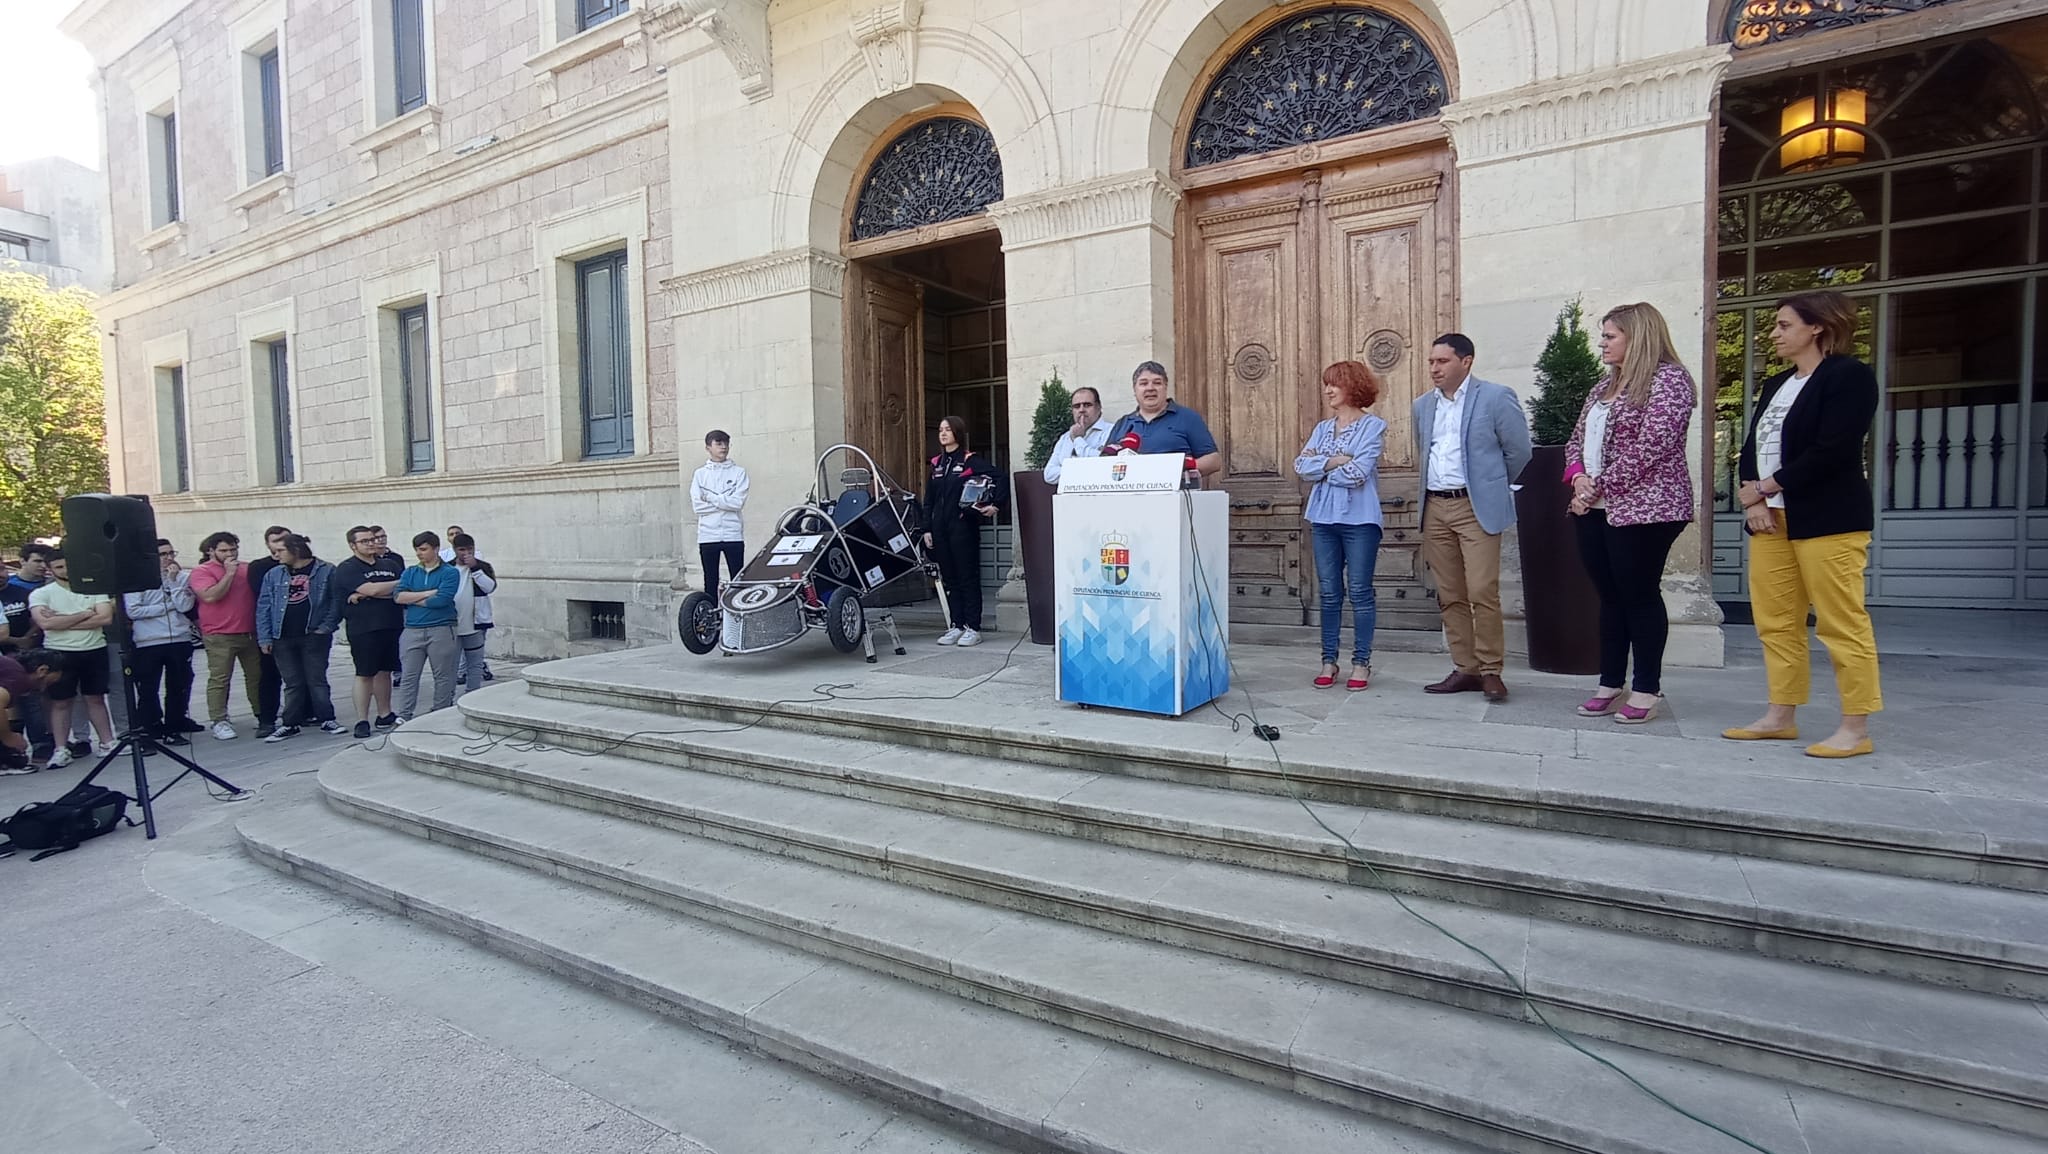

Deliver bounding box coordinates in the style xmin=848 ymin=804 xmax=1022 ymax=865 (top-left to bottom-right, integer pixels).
xmin=1023 ymin=367 xmax=1071 ymax=469
xmin=1528 ymin=299 xmax=1604 ymax=446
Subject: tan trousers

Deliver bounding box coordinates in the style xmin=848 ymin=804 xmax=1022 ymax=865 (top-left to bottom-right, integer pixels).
xmin=1422 ymin=496 xmax=1505 ymax=675
xmin=204 ymin=632 xmax=262 ymax=723
xmin=1747 ymin=510 xmax=1883 ymax=714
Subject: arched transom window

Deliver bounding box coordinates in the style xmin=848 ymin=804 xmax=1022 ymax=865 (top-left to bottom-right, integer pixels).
xmin=850 ymin=117 xmax=1005 ymax=242
xmin=1729 ymin=1 xmax=1966 ymax=50
xmin=1185 ymin=6 xmax=1448 ymax=170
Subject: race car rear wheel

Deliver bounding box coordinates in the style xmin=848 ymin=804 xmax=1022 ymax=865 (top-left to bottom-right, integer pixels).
xmin=824 ymin=587 xmax=865 ymax=653
xmin=678 ymin=591 xmax=720 ymax=654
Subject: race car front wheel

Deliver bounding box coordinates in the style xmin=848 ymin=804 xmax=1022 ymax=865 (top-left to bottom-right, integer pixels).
xmin=824 ymin=587 xmax=865 ymax=654
xmin=678 ymin=591 xmax=720 ymax=654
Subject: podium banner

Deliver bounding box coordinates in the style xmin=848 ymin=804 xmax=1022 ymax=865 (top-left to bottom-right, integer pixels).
xmin=1053 ymin=456 xmax=1228 ymax=716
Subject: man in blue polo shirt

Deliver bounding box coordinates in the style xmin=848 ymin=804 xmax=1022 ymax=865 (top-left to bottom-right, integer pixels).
xmin=392 ymin=531 xmax=461 ymax=722
xmin=1103 ymin=360 xmax=1222 ymax=488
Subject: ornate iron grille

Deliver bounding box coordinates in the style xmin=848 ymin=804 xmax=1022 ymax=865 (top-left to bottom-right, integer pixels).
xmin=1184 ymin=6 xmax=1447 ymax=169
xmin=850 ymin=117 xmax=1005 ymax=242
xmin=1729 ymin=1 xmax=1964 ymax=50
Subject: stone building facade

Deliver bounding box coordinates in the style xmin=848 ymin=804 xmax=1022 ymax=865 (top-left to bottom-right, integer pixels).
xmin=61 ymin=0 xmax=2048 ymax=660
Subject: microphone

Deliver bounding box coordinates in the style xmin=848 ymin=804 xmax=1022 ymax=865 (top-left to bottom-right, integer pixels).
xmin=1115 ymin=430 xmax=1142 ymax=457
xmin=1102 ymin=414 xmax=1141 ymax=456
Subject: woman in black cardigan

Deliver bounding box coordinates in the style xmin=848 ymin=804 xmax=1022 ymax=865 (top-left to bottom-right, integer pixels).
xmin=1724 ymin=290 xmax=1881 ymax=758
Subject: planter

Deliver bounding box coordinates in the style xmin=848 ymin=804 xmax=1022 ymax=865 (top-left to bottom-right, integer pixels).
xmin=1012 ymin=470 xmax=1057 ymax=645
xmin=1514 ymin=445 xmax=1601 ymax=676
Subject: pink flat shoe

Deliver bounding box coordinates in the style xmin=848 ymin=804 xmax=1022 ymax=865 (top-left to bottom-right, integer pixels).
xmin=1614 ymin=696 xmax=1663 ymax=725
xmin=1576 ymin=694 xmax=1622 ymax=717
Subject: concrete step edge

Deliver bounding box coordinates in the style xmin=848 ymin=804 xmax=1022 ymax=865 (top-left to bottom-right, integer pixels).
xmin=377 ymin=720 xmax=2048 ymax=1133
xmin=233 ymin=798 xmax=1491 ymax=1154
xmin=506 ymin=672 xmax=2045 ymax=892
xmin=445 ymin=694 xmax=2048 ymax=1000
xmin=312 ymin=750 xmax=2048 ymax=1152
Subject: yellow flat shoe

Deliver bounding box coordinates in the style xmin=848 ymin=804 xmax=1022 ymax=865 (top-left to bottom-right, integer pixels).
xmin=1804 ymin=739 xmax=1874 ymax=759
xmin=1721 ymin=726 xmax=1799 ymax=741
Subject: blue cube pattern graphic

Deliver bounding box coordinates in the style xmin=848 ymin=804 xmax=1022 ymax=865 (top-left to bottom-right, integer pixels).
xmin=1059 ymin=550 xmax=1177 ymax=714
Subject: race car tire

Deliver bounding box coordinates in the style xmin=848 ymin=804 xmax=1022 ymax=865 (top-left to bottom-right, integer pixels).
xmin=824 ymin=587 xmax=865 ymax=654
xmin=678 ymin=591 xmax=720 ymax=654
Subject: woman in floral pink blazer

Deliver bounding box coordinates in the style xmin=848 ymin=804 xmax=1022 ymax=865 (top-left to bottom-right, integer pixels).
xmin=1562 ymin=302 xmax=1697 ymax=725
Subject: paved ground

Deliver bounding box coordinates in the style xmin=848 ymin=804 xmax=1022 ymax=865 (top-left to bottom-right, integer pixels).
xmin=3 ymin=610 xmax=2044 ymax=1153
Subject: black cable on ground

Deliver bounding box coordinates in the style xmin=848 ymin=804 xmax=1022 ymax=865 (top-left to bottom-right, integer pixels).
xmin=1180 ymin=489 xmax=1778 ymax=1154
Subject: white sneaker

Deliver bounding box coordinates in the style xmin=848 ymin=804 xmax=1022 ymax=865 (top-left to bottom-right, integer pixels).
xmin=92 ymin=739 xmax=116 ymax=757
xmin=211 ymin=720 xmax=238 ymax=740
xmin=936 ymin=627 xmax=963 ymax=646
xmin=319 ymin=721 xmax=345 ymax=735
xmin=957 ymin=628 xmax=983 ymax=647
xmin=46 ymin=747 xmax=74 ymax=769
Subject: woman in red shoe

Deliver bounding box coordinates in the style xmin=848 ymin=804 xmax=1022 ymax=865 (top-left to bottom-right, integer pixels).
xmin=1293 ymin=361 xmax=1386 ymax=691
xmin=1563 ymin=303 xmax=1697 ymax=725
xmin=1724 ymin=290 xmax=1881 ymax=758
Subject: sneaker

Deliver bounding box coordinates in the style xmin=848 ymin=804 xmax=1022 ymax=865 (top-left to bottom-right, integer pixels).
xmin=46 ymin=747 xmax=75 ymax=769
xmin=0 ymin=763 xmax=35 ymax=777
xmin=374 ymin=713 xmax=400 ymax=731
xmin=262 ymin=726 xmax=301 ymax=744
xmin=212 ymin=720 xmax=239 ymax=740
xmin=66 ymin=740 xmax=89 ymax=757
xmin=92 ymin=739 xmax=116 ymax=758
xmin=319 ymin=721 xmax=345 ymax=735
xmin=957 ymin=628 xmax=984 ymax=647
xmin=936 ymin=627 xmax=963 ymax=646
xmin=352 ymin=721 xmax=373 ymax=740
xmin=482 ymin=668 xmax=495 ymax=682
xmin=176 ymin=718 xmax=207 ymax=733
xmin=158 ymin=731 xmax=190 ymax=747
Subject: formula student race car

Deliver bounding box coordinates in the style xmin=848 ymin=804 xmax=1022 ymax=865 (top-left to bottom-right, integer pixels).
xmin=676 ymin=444 xmax=946 ymax=662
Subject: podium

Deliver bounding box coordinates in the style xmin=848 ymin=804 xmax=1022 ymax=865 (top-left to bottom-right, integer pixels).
xmin=1053 ymin=455 xmax=1229 ymax=716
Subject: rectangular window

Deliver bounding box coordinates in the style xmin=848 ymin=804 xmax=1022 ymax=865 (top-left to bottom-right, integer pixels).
xmin=397 ymin=304 xmax=434 ymax=473
xmin=154 ymin=111 xmax=182 ymax=224
xmin=169 ymin=366 xmax=191 ymax=493
xmin=576 ymin=250 xmax=633 ymax=459
xmin=572 ymin=600 xmax=627 ymax=641
xmin=268 ymin=339 xmax=294 ymax=484
xmin=392 ymin=0 xmax=426 ymax=115
xmin=258 ymin=48 xmax=284 ymax=176
xmin=0 ymin=232 xmax=28 ymax=261
xmin=579 ymin=0 xmax=629 ymax=32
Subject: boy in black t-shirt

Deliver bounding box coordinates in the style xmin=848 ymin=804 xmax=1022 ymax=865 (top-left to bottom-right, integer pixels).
xmin=333 ymin=525 xmax=408 ymax=739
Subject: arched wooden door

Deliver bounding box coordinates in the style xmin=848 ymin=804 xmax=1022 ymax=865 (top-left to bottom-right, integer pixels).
xmin=1175 ymin=4 xmax=1457 ymax=628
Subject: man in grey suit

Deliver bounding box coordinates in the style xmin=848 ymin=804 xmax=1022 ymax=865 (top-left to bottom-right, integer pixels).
xmin=1412 ymin=333 xmax=1533 ymax=702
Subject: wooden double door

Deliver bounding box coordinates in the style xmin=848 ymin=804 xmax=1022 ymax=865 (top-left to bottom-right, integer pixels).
xmin=1178 ymin=146 xmax=1455 ymax=627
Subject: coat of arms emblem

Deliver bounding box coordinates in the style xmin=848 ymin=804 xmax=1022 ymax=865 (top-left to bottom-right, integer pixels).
xmin=1100 ymin=532 xmax=1131 ymax=586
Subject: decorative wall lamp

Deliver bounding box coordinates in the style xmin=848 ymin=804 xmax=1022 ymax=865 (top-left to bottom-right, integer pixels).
xmin=1779 ymin=85 xmax=1869 ymax=172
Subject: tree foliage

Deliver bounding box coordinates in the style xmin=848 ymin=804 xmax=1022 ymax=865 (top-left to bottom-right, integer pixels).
xmin=1527 ymin=299 xmax=1604 ymax=447
xmin=1023 ymin=366 xmax=1070 ymax=469
xmin=0 ymin=271 xmax=109 ymax=550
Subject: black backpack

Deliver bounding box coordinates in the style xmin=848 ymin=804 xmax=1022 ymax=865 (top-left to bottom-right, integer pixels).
xmin=0 ymin=783 xmax=133 ymax=861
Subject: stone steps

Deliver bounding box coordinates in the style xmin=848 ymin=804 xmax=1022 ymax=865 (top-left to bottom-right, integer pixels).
xmin=376 ymin=708 xmax=2048 ymax=1136
xmin=266 ymin=752 xmax=2048 ymax=1154
xmin=239 ymin=795 xmax=1492 ymax=1154
xmin=518 ymin=658 xmax=2048 ymax=893
xmin=453 ymin=685 xmax=2048 ymax=1001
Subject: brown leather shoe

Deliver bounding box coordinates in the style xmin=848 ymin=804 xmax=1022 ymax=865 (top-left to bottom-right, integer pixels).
xmin=1425 ymin=671 xmax=1483 ymax=694
xmin=1481 ymin=674 xmax=1510 ymax=703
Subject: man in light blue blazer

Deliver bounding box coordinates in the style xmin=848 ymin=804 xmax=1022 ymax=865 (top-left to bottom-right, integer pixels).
xmin=1411 ymin=333 xmax=1533 ymax=702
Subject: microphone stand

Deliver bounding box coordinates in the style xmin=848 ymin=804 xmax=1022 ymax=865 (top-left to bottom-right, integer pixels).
xmin=74 ymin=594 xmax=250 ymax=838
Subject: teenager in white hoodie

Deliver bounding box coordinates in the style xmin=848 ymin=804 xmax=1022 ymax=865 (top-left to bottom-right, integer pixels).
xmin=690 ymin=430 xmax=750 ymax=601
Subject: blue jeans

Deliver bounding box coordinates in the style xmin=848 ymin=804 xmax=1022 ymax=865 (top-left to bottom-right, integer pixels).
xmin=1312 ymin=522 xmax=1383 ymax=665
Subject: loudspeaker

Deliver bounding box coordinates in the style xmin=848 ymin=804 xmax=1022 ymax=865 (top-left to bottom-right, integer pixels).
xmin=60 ymin=493 xmax=161 ymax=595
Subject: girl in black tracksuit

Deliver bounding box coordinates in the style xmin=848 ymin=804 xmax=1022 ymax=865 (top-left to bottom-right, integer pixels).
xmin=922 ymin=416 xmax=1007 ymax=639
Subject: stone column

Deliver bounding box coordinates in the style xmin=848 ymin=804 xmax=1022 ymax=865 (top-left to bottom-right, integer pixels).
xmin=984 ymin=169 xmax=1183 ymax=618
xmin=1439 ymin=46 xmax=1731 ymax=667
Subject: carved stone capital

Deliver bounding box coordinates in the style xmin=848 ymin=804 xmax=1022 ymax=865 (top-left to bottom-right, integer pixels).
xmin=850 ymin=0 xmax=922 ymax=97
xmin=1438 ymin=47 xmax=1730 ymax=167
xmin=662 ymin=247 xmax=848 ymax=314
xmin=983 ymin=169 xmax=1183 ymax=251
xmin=645 ymin=0 xmax=772 ymax=101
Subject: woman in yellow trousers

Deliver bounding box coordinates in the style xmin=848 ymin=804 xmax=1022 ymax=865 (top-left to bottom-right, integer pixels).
xmin=1725 ymin=289 xmax=1881 ymax=758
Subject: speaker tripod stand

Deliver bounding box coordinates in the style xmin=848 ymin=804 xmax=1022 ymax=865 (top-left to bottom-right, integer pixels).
xmin=75 ymin=609 xmax=250 ymax=839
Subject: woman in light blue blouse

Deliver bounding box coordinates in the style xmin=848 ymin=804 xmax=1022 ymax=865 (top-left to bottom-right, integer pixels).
xmin=1293 ymin=360 xmax=1387 ymax=690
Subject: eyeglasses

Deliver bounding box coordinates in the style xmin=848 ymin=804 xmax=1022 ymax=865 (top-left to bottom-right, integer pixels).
xmin=157 ymin=550 xmax=176 ymax=558
xmin=1071 ymin=402 xmax=1098 ymax=410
